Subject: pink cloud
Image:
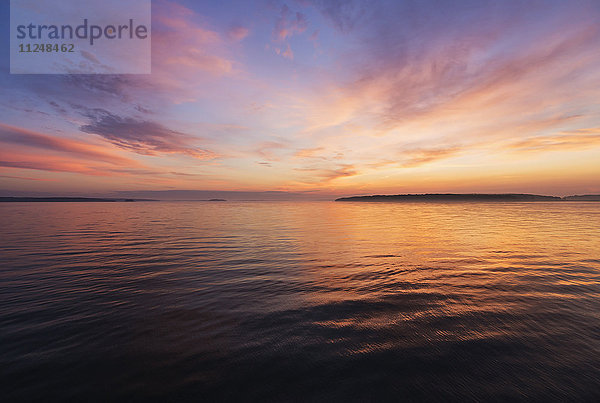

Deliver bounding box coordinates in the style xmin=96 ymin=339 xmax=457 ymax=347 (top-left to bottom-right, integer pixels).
xmin=148 ymin=0 xmax=238 ymax=100
xmin=0 ymin=123 xmax=133 ymax=165
xmin=0 ymin=124 xmax=219 ymax=185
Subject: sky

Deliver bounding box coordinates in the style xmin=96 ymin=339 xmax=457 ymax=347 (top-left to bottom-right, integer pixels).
xmin=1 ymin=0 xmax=599 ymax=198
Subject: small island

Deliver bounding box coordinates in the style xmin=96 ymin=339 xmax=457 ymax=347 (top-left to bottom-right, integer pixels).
xmin=335 ymin=193 xmax=600 ymax=202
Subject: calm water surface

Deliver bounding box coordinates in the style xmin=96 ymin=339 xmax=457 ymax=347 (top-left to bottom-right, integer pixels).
xmin=1 ymin=201 xmax=600 ymax=401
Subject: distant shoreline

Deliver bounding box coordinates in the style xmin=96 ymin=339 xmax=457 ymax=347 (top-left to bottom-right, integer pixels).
xmin=1 ymin=194 xmax=599 ymax=202
xmin=335 ymin=194 xmax=600 ymax=202
xmin=0 ymin=197 xmax=156 ymax=203
xmin=0 ymin=197 xmax=232 ymax=203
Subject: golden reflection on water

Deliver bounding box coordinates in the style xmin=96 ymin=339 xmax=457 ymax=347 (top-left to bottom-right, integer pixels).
xmin=268 ymin=202 xmax=600 ymax=344
xmin=2 ymin=201 xmax=600 ymax=400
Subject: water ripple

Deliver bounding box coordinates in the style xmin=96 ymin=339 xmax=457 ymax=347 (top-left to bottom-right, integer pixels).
xmin=1 ymin=201 xmax=600 ymax=400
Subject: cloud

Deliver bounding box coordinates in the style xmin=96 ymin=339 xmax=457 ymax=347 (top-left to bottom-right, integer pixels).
xmin=152 ymin=0 xmax=235 ymax=82
xmin=79 ymin=110 xmax=217 ymax=159
xmin=0 ymin=123 xmax=132 ymax=165
xmin=399 ymin=146 xmax=462 ymax=168
xmin=0 ymin=124 xmax=158 ymax=177
xmin=2 ymin=74 xmax=151 ymax=120
xmin=253 ymin=141 xmax=288 ymax=161
xmin=296 ymin=0 xmax=600 ymax=135
xmin=0 ymin=174 xmax=57 ymax=182
xmin=80 ymin=50 xmax=101 ymax=65
xmin=0 ymin=158 xmax=102 ymax=175
xmin=506 ymin=130 xmax=600 ymax=153
xmin=0 ymin=157 xmax=169 ymax=179
xmin=228 ymin=25 xmax=250 ymax=41
xmin=275 ymin=43 xmax=294 ymax=60
xmin=0 ymin=124 xmax=215 ymax=182
xmin=279 ymin=0 xmax=600 ymax=186
xmin=294 ymin=147 xmax=325 ymax=158
xmin=270 ymin=4 xmax=308 ymax=59
xmin=3 ymin=1 xmax=239 ymax=114
xmin=306 ymin=0 xmax=366 ymax=33
xmin=294 ymin=163 xmax=357 ymax=182
xmin=273 ymin=5 xmax=308 ymax=41
xmin=62 ymin=75 xmax=140 ymax=101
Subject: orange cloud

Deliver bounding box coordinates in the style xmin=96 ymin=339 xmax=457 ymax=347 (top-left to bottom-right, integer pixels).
xmin=294 ymin=164 xmax=357 ymax=183
xmin=399 ymin=146 xmax=462 ymax=168
xmin=506 ymin=130 xmax=600 ymax=153
xmin=294 ymin=147 xmax=326 ymax=158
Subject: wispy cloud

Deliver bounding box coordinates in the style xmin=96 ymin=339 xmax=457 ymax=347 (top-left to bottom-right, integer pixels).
xmin=506 ymin=130 xmax=600 ymax=153
xmin=399 ymin=146 xmax=462 ymax=168
xmin=270 ymin=4 xmax=309 ymax=60
xmin=273 ymin=5 xmax=308 ymax=41
xmin=253 ymin=141 xmax=288 ymax=161
xmin=0 ymin=123 xmax=132 ymax=165
xmin=152 ymin=1 xmax=236 ymax=78
xmin=0 ymin=174 xmax=57 ymax=182
xmin=294 ymin=147 xmax=325 ymax=159
xmin=294 ymin=163 xmax=357 ymax=183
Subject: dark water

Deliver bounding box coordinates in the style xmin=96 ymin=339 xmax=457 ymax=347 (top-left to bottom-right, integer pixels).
xmin=2 ymin=201 xmax=600 ymax=401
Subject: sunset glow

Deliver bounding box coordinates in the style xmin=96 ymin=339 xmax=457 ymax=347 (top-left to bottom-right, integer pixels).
xmin=1 ymin=0 xmax=599 ymax=197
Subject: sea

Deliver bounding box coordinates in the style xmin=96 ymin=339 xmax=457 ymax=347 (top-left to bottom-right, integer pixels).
xmin=1 ymin=201 xmax=600 ymax=401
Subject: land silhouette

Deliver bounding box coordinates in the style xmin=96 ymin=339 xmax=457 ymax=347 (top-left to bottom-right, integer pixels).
xmin=335 ymin=193 xmax=600 ymax=202
xmin=0 ymin=197 xmax=153 ymax=202
xmin=0 ymin=194 xmax=599 ymax=202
